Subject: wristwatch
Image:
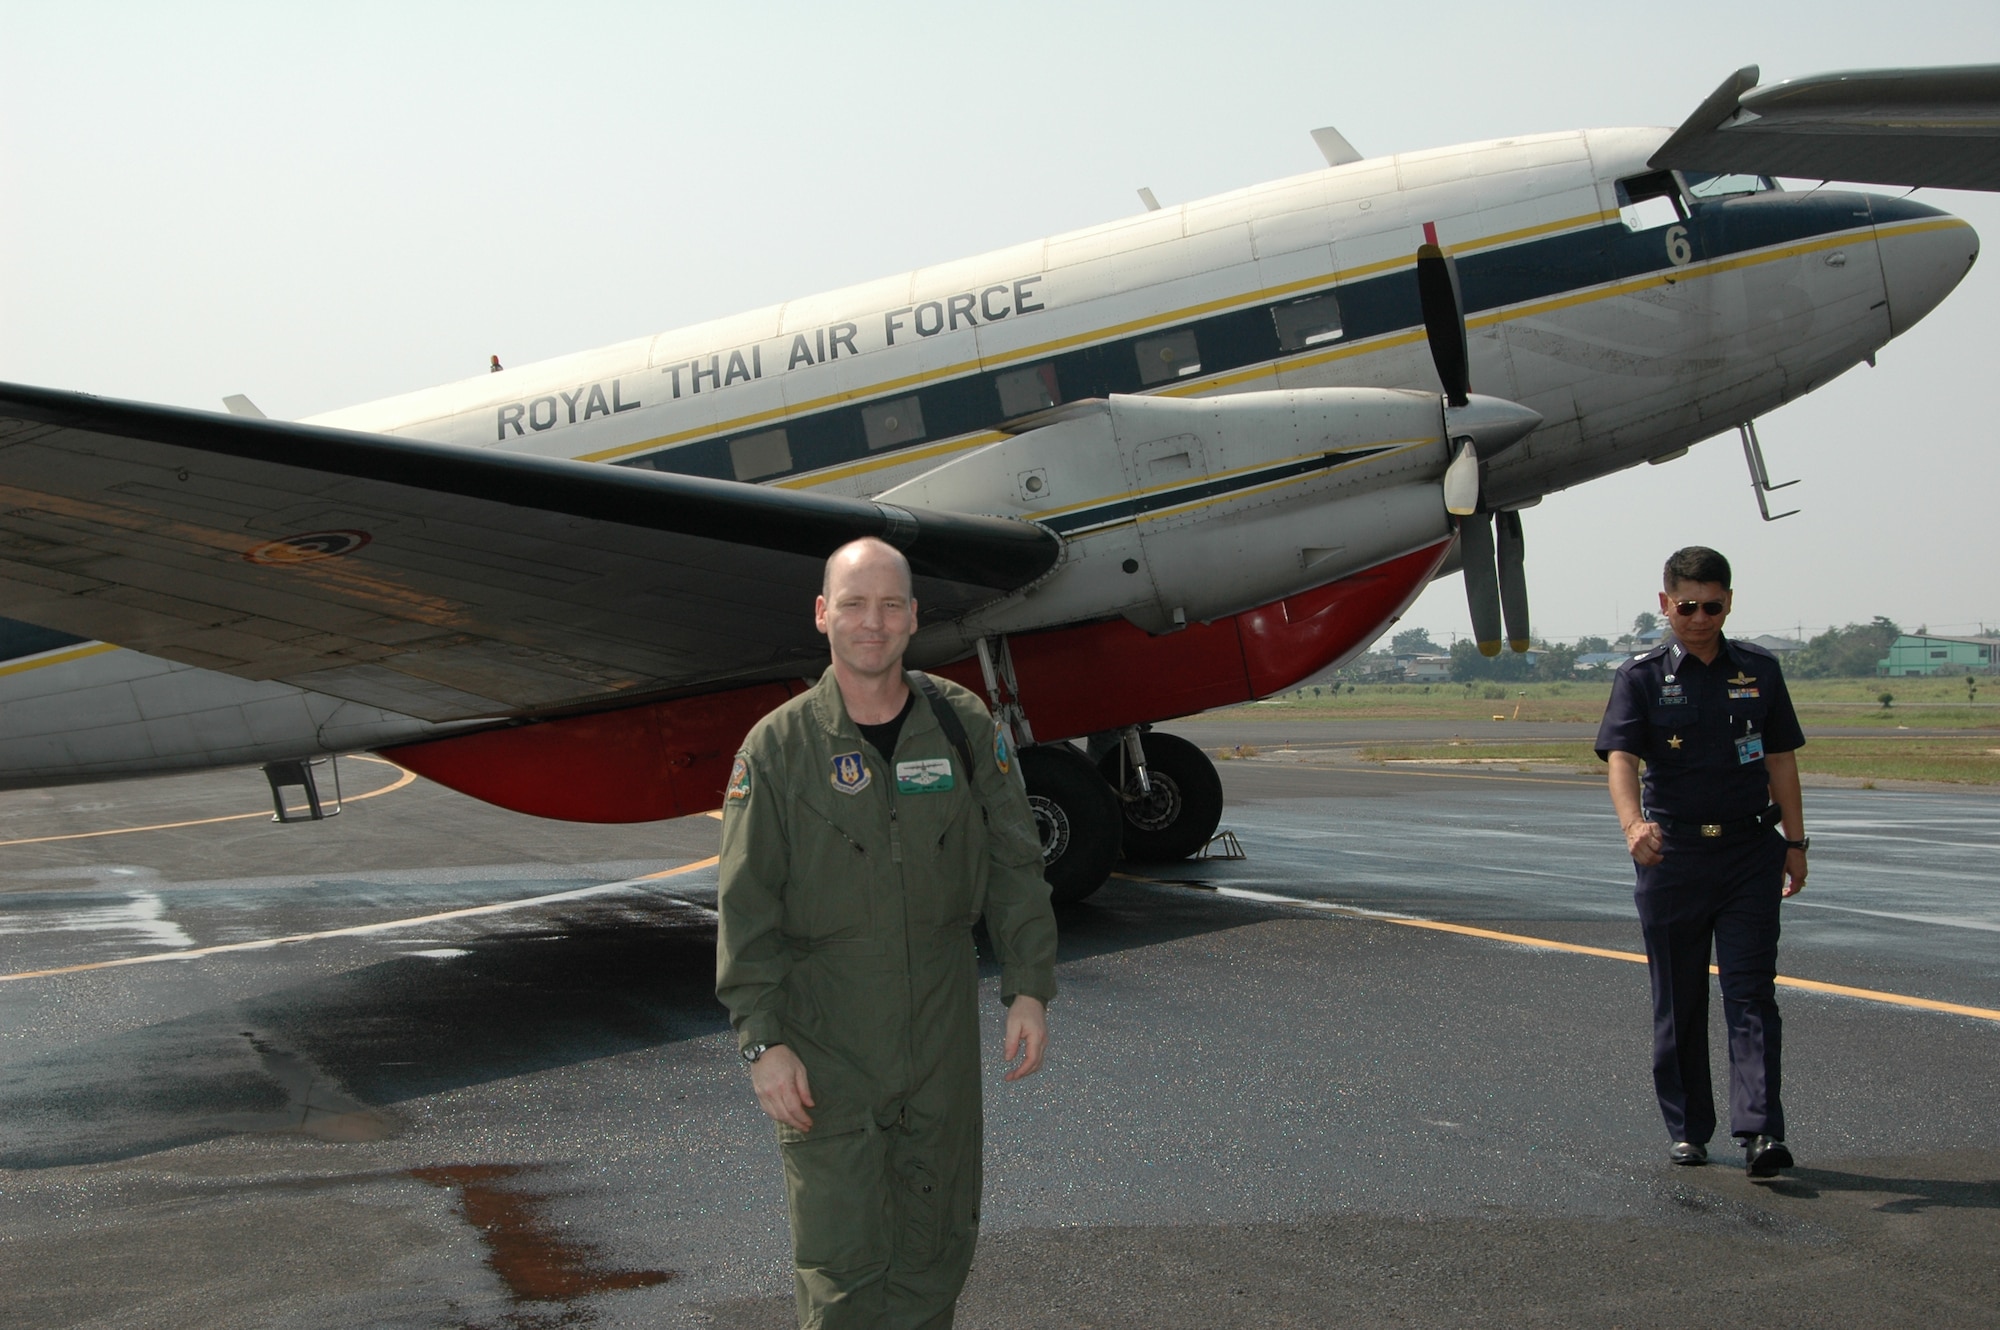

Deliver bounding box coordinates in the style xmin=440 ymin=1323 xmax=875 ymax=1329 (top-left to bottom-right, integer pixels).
xmin=741 ymin=1042 xmax=779 ymax=1064
xmin=1783 ymin=837 xmax=1810 ymax=852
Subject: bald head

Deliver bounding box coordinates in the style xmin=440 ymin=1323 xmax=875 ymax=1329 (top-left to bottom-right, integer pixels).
xmin=822 ymin=537 xmax=913 ymax=600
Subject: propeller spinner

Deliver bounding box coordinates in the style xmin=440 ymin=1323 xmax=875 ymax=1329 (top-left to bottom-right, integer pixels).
xmin=1417 ymin=221 xmax=1541 ymax=658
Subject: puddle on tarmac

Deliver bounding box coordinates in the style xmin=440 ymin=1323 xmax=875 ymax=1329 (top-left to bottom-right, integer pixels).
xmin=412 ymin=1164 xmax=673 ymax=1317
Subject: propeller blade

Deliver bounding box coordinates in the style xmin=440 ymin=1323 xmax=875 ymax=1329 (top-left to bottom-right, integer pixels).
xmin=1458 ymin=511 xmax=1503 ymax=657
xmin=1443 ymin=438 xmax=1480 ymax=515
xmin=1496 ymin=509 xmax=1531 ymax=653
xmin=1417 ymin=226 xmax=1470 ymax=408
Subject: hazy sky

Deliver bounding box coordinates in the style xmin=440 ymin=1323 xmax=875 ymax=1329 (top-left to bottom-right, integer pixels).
xmin=3 ymin=2 xmax=1995 ymax=648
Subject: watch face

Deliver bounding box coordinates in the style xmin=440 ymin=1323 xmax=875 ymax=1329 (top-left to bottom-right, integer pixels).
xmin=741 ymin=1043 xmax=766 ymax=1064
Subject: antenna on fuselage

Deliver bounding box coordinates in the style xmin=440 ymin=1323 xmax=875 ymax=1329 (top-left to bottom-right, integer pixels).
xmin=1310 ymin=126 xmax=1362 ymax=168
xmin=1137 ymin=187 xmax=1162 ymax=212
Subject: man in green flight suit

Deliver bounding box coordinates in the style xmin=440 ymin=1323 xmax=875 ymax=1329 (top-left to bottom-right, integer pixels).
xmin=716 ymin=536 xmax=1059 ymax=1329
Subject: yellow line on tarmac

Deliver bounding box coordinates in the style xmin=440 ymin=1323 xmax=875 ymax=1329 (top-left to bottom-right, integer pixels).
xmin=1117 ymin=874 xmax=2000 ymax=1025
xmin=0 ymin=757 xmax=417 ymax=847
xmin=0 ymin=856 xmax=721 ymax=983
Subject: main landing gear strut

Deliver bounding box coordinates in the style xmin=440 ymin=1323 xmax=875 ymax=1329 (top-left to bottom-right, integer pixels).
xmin=974 ymin=636 xmax=1226 ymax=907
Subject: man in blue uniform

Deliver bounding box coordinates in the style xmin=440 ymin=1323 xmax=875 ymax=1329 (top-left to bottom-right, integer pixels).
xmin=1596 ymin=547 xmax=1808 ymax=1178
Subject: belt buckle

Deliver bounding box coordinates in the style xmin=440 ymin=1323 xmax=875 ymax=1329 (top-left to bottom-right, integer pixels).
xmin=1700 ymin=823 xmax=1722 ymax=838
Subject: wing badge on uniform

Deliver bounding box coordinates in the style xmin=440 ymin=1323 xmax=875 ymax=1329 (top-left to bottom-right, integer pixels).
xmin=830 ymin=751 xmax=871 ymax=795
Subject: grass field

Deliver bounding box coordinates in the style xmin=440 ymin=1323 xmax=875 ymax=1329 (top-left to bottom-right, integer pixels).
xmin=1247 ymin=675 xmax=2000 ymax=730
xmin=1349 ymin=738 xmax=2000 ymax=786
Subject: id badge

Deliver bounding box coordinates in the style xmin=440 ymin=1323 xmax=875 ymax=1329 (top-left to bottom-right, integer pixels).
xmin=1735 ymin=730 xmax=1766 ymax=765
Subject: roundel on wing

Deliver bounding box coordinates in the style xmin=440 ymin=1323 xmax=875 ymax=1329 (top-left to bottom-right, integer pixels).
xmin=244 ymin=530 xmax=372 ymax=565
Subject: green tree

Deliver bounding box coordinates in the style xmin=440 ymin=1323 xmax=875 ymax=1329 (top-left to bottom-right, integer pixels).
xmin=1633 ymin=611 xmax=1660 ymax=636
xmin=1791 ymin=617 xmax=1901 ymax=678
xmin=1532 ymin=642 xmax=1578 ymax=681
xmin=1390 ymin=626 xmax=1444 ymax=656
xmin=1574 ymin=636 xmax=1612 ymax=655
xmin=1449 ymin=639 xmax=1532 ymax=682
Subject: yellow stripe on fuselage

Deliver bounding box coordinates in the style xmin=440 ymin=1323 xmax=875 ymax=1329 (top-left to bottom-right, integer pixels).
xmin=572 ymin=207 xmax=1622 ymax=468
xmin=0 ymin=641 xmax=116 ymax=679
xmin=576 ymin=211 xmax=1951 ymax=488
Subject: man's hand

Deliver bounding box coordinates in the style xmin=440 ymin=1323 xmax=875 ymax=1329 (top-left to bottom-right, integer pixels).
xmin=750 ymin=1045 xmax=814 ymax=1131
xmin=1624 ymin=818 xmax=1664 ymax=867
xmin=1002 ymin=996 xmax=1048 ymax=1082
xmin=1782 ymin=847 xmax=1807 ymax=898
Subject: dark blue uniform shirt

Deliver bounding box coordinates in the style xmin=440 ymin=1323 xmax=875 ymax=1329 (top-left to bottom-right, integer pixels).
xmin=1595 ymin=636 xmax=1804 ymax=824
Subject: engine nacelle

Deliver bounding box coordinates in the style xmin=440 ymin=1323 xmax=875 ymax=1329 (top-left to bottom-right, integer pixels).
xmin=883 ymin=388 xmax=1467 ymax=641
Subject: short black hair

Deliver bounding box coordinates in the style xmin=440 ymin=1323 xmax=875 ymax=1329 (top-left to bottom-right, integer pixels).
xmin=1662 ymin=546 xmax=1731 ymax=591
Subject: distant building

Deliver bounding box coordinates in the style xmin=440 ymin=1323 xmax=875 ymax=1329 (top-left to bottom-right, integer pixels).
xmin=1746 ymin=634 xmax=1804 ymax=656
xmin=1398 ymin=653 xmax=1453 ymax=682
xmin=1877 ymin=634 xmax=2000 ymax=676
xmin=1575 ymin=651 xmax=1631 ymax=672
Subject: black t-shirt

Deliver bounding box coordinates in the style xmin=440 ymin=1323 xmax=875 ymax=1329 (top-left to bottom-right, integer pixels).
xmin=1595 ymin=635 xmax=1804 ymax=823
xmin=855 ymin=691 xmax=916 ymax=761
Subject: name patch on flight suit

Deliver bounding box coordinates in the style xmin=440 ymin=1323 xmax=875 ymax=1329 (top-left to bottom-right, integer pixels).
xmin=830 ymin=751 xmax=871 ymax=795
xmin=895 ymin=758 xmax=954 ymax=793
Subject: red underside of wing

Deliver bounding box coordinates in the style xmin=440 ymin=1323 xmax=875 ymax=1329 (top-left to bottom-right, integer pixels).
xmin=380 ymin=538 xmax=1449 ymax=823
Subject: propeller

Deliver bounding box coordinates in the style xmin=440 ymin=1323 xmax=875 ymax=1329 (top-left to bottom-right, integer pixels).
xmin=1416 ymin=221 xmax=1541 ymax=658
xmin=1417 ymin=225 xmax=1470 ymax=409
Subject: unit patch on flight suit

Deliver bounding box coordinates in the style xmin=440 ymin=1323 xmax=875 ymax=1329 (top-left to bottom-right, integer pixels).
xmin=830 ymin=751 xmax=871 ymax=795
xmin=726 ymin=754 xmax=752 ymax=801
xmin=895 ymin=758 xmax=954 ymax=793
xmin=994 ymin=722 xmax=1011 ymax=775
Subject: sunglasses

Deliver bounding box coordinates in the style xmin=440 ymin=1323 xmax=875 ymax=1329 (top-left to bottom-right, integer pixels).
xmin=1670 ymin=599 xmax=1727 ymax=617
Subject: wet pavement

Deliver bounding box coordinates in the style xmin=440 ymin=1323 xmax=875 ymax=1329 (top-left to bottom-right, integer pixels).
xmin=1 ymin=728 xmax=1995 ymax=1328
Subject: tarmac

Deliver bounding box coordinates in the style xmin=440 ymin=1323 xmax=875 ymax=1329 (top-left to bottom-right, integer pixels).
xmin=0 ymin=719 xmax=1995 ymax=1328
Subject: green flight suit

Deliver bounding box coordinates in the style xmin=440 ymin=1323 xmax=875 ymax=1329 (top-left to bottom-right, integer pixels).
xmin=716 ymin=667 xmax=1058 ymax=1330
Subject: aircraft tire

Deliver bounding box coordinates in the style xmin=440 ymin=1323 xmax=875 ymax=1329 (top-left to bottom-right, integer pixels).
xmin=1020 ymin=743 xmax=1122 ymax=906
xmin=1095 ymin=730 xmax=1224 ymax=862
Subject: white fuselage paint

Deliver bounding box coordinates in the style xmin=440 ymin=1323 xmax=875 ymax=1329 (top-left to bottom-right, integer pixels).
xmin=0 ymin=127 xmax=1975 ymax=787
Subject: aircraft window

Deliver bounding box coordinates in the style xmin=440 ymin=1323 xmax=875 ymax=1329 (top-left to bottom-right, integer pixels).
xmin=995 ymin=363 xmax=1061 ymax=418
xmin=1681 ymin=170 xmax=1777 ymax=199
xmin=1615 ymin=170 xmax=1687 ymax=230
xmin=862 ymin=395 xmax=927 ymax=450
xmin=1271 ymin=292 xmax=1344 ymax=352
xmin=1134 ymin=330 xmax=1203 ymax=385
xmin=729 ymin=428 xmax=793 ymax=481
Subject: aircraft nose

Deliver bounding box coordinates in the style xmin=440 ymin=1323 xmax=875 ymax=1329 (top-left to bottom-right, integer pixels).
xmin=1876 ymin=205 xmax=1979 ymax=338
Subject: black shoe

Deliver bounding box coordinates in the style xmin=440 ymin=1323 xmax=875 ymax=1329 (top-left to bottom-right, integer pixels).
xmin=1744 ymin=1135 xmax=1794 ymax=1178
xmin=1668 ymin=1141 xmax=1708 ymax=1166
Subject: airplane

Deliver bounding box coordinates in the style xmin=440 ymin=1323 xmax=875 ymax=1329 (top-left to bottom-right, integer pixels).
xmin=0 ymin=63 xmax=1993 ymax=904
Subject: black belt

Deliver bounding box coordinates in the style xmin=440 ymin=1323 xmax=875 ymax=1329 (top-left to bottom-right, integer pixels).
xmin=1650 ymin=805 xmax=1782 ymax=841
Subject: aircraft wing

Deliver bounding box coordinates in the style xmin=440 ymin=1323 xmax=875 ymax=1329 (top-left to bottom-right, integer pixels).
xmin=0 ymin=382 xmax=1057 ymax=721
xmin=1650 ymin=64 xmax=2000 ymax=192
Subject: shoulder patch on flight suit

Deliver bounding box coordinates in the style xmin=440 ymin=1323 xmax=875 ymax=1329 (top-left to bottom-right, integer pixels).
xmin=725 ymin=753 xmax=752 ymax=801
xmin=994 ymin=722 xmax=1011 ymax=775
xmin=830 ymin=750 xmax=871 ymax=795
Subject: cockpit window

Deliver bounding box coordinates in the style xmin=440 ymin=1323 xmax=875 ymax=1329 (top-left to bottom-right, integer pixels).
xmin=1615 ymin=170 xmax=1687 ymax=231
xmin=1681 ymin=171 xmax=1779 ymax=199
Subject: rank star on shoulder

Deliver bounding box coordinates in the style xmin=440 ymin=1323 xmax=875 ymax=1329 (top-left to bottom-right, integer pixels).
xmin=1668 ymin=735 xmax=1683 ymax=749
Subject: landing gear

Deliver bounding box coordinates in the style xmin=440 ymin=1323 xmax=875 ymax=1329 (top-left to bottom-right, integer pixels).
xmin=1096 ymin=730 xmax=1224 ymax=862
xmin=1019 ymin=743 xmax=1122 ymax=907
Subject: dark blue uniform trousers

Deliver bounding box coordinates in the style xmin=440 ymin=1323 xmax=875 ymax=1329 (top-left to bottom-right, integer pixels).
xmin=1633 ymin=831 xmax=1788 ymax=1145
